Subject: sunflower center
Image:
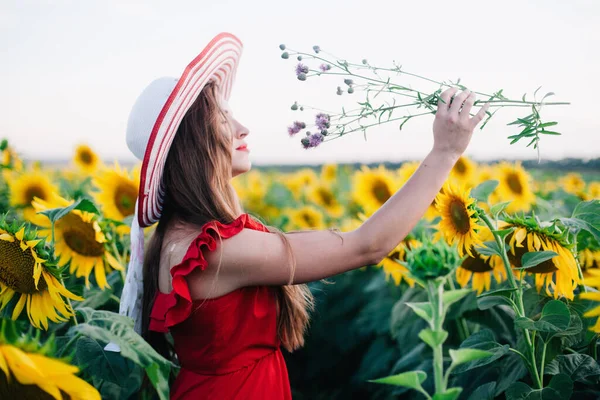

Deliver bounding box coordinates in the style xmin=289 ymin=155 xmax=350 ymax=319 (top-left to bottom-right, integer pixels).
xmin=59 ymin=214 xmax=105 ymax=257
xmin=506 ymin=173 xmax=523 ymax=195
xmin=372 ymin=180 xmax=392 ymax=204
xmin=389 ymin=251 xmax=401 ymax=260
xmin=318 ymin=188 xmax=334 ymax=206
xmin=79 ymin=150 xmax=93 ymax=165
xmin=24 ymin=185 xmax=47 ymax=203
xmin=0 ymin=239 xmax=47 ymax=294
xmin=114 ymin=183 xmax=137 ymax=217
xmin=506 ymin=233 xmax=557 ymax=273
xmin=302 ymin=212 xmax=315 ymax=227
xmin=449 ymin=200 xmax=471 ymax=234
xmin=454 ymin=159 xmax=466 ymax=175
xmin=461 ymin=255 xmax=494 ymax=273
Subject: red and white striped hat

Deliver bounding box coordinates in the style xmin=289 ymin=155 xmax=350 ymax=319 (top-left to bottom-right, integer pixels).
xmin=126 ymin=32 xmax=243 ymax=228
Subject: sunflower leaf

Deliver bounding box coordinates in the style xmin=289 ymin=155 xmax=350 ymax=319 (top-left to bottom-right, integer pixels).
xmin=475 ymin=241 xmax=502 ymax=257
xmin=492 ymin=228 xmax=514 ymax=240
xmin=405 ymin=302 xmax=433 ymax=323
xmin=449 ymin=348 xmax=494 ymax=368
xmin=368 ymin=370 xmax=427 ymax=390
xmin=452 ymin=329 xmax=509 ymax=374
xmin=490 ymin=201 xmax=512 ymax=217
xmin=472 ymin=180 xmax=499 ymax=203
xmin=514 ymin=300 xmax=570 ymax=341
xmin=519 ymin=251 xmax=558 ymax=270
xmin=443 ymin=289 xmax=473 ymax=309
xmin=544 ymin=354 xmax=600 ymax=384
xmin=419 ymin=328 xmax=448 ymax=349
xmin=74 ymin=198 xmax=100 ymax=215
xmin=38 ymin=198 xmax=83 ymax=223
xmin=432 ymin=387 xmax=462 ymax=400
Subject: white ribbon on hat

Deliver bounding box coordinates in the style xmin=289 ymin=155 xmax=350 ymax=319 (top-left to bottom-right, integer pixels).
xmin=104 ymin=201 xmax=145 ymax=353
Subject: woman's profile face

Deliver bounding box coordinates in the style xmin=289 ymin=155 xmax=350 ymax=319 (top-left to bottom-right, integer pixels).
xmin=219 ymin=99 xmax=251 ymax=178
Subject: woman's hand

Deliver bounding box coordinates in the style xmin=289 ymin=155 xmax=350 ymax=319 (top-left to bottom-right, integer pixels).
xmin=432 ymin=87 xmax=490 ymax=159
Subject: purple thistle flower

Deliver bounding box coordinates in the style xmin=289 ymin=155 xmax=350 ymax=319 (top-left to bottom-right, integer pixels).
xmin=295 ymin=63 xmax=309 ymax=76
xmin=287 ymin=121 xmax=306 ymax=137
xmin=301 ymin=137 xmax=311 ymax=149
xmin=308 ymin=133 xmax=324 ymax=148
xmin=315 ymin=113 xmax=330 ymax=130
xmin=319 ymin=63 xmax=331 ymax=72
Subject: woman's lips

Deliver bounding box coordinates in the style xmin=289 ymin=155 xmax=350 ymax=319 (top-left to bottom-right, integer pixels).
xmin=236 ymin=145 xmax=249 ymax=152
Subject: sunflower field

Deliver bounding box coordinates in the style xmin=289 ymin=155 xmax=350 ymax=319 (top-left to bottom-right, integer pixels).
xmin=0 ymin=138 xmax=599 ymax=400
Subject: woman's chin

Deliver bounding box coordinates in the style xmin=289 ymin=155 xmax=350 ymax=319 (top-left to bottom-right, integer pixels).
xmin=232 ymin=162 xmax=252 ymax=177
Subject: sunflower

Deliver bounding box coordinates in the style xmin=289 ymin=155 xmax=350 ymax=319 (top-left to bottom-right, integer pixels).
xmin=579 ymin=248 xmax=600 ymax=279
xmin=352 ymin=165 xmax=399 ymax=216
xmin=307 ymin=183 xmax=344 ymax=218
xmin=0 ymin=220 xmax=83 ymax=330
xmin=559 ymin=172 xmax=586 ymax=195
xmin=73 ymin=144 xmax=102 ymax=174
xmin=283 ymin=168 xmax=319 ymax=199
xmin=494 ymin=161 xmax=535 ymax=213
xmin=583 ymin=182 xmax=600 ymax=201
xmin=320 ymin=164 xmax=338 ymax=183
xmin=286 ymin=205 xmax=326 ymax=230
xmin=435 ymin=183 xmax=484 ymax=257
xmin=449 ymin=155 xmax=477 ymax=186
xmin=378 ymin=239 xmax=419 ymax=287
xmin=578 ymin=270 xmax=600 ymax=333
xmin=0 ymin=327 xmax=100 ymax=400
xmin=455 ymin=227 xmax=506 ymax=294
xmin=31 ymin=194 xmax=123 ymax=290
xmin=7 ymin=170 xmax=58 ymax=224
xmin=92 ymin=162 xmax=140 ymax=234
xmin=504 ymin=216 xmax=581 ymax=300
xmin=1 ymin=145 xmax=23 ymax=171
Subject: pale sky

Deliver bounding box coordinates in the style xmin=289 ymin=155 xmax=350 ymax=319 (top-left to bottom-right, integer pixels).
xmin=1 ymin=0 xmax=599 ymax=166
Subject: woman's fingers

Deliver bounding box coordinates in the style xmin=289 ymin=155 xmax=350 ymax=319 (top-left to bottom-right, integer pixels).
xmin=460 ymin=92 xmax=476 ymax=118
xmin=437 ymin=87 xmax=459 ymax=114
xmin=449 ymin=89 xmax=472 ymax=115
xmin=470 ymin=102 xmax=491 ymax=129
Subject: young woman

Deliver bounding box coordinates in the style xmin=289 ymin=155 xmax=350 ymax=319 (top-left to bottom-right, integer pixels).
xmin=123 ymin=32 xmax=489 ymax=399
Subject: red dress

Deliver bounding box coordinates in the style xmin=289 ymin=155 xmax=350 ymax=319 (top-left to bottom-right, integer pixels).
xmin=149 ymin=213 xmax=292 ymax=400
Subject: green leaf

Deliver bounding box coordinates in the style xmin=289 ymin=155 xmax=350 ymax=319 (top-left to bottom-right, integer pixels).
xmin=405 ymin=302 xmax=433 ymax=323
xmin=449 ymin=348 xmax=493 ymax=367
xmin=38 ymin=198 xmax=84 ymax=223
xmin=432 ymin=388 xmax=462 ymax=400
xmin=547 ymin=374 xmax=573 ymax=399
xmin=442 ymin=289 xmax=473 ymax=312
xmin=490 ymin=201 xmax=512 ymax=217
xmin=477 ymin=287 xmax=518 ymax=299
xmin=475 ymin=241 xmax=502 ymax=257
xmin=477 ymin=288 xmax=518 ymax=310
xmin=514 ymin=300 xmax=570 ymax=341
xmin=472 ymin=180 xmax=499 ymax=203
xmin=369 ymin=370 xmax=427 ymax=391
xmin=452 ymin=330 xmax=509 ymax=374
xmin=492 ymin=228 xmax=514 ymax=240
xmin=69 ymin=307 xmax=173 ymax=400
xmin=74 ymin=198 xmax=100 ymax=215
xmin=538 ymin=121 xmax=558 ymax=128
xmin=540 ymin=130 xmax=561 ymax=135
xmin=519 ymin=251 xmax=558 ymax=270
xmin=418 ymin=328 xmax=448 ymax=349
xmin=467 ymin=382 xmax=496 ymax=400
xmin=545 ymin=354 xmax=600 ymax=383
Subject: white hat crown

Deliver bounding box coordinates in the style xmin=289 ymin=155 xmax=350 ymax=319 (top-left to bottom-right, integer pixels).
xmin=126 ymin=77 xmax=178 ymax=160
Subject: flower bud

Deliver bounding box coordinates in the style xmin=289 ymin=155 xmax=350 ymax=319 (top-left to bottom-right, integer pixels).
xmin=348 ymin=87 xmax=354 ymax=94
xmin=281 ymin=52 xmax=289 ymax=59
xmin=297 ymin=73 xmax=307 ymax=81
xmin=336 ymin=86 xmax=343 ymax=95
xmin=313 ymin=45 xmax=321 ymax=54
xmin=291 ymin=102 xmax=298 ymax=111
xmin=297 ymin=55 xmax=303 ymax=61
xmin=279 ymin=44 xmax=286 ymax=50
xmin=362 ymin=59 xmax=368 ymax=65
xmin=344 ymin=79 xmax=353 ymax=86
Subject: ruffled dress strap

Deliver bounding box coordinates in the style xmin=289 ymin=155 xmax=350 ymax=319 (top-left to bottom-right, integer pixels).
xmin=149 ymin=213 xmax=268 ymax=333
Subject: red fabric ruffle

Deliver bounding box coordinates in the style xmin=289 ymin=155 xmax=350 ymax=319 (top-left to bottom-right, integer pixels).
xmin=149 ymin=213 xmax=268 ymax=332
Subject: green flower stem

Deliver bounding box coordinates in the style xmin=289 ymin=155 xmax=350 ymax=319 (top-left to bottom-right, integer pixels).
xmin=540 ymin=341 xmax=548 ymax=379
xmin=479 ymin=213 xmax=543 ymax=389
xmin=571 ymin=233 xmax=587 ymax=293
xmin=427 ymin=280 xmax=446 ymax=394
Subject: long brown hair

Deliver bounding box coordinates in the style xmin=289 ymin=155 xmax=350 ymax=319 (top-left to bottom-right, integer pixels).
xmin=140 ymin=81 xmax=314 ymax=368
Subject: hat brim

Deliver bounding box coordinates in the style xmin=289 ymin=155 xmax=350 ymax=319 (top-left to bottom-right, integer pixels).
xmin=137 ymin=32 xmax=243 ymax=227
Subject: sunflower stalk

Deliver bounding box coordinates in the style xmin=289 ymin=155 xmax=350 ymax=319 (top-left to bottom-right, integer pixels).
xmin=478 ymin=212 xmax=543 ymax=389
xmin=427 ymin=279 xmax=447 ymax=394
xmin=281 ymin=45 xmax=569 ymax=152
